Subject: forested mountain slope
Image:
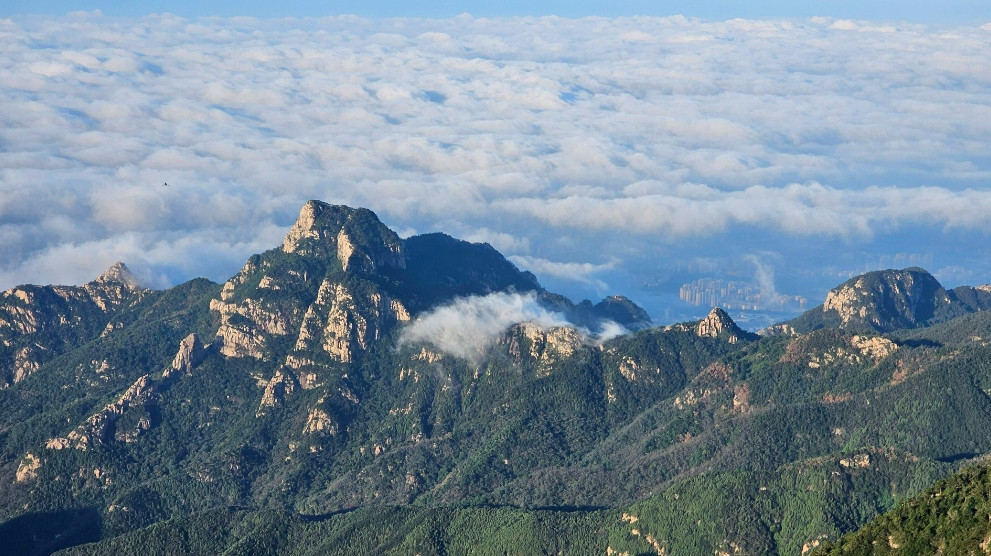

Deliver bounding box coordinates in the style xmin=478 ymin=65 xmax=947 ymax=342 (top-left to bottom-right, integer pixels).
xmin=818 ymin=461 xmax=991 ymax=555
xmin=2 ymin=201 xmax=991 ymax=555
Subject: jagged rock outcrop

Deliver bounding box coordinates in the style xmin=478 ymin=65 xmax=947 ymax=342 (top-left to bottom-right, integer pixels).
xmin=47 ymin=374 xmax=155 ymax=451
xmin=213 ymin=259 xmax=302 ymax=353
xmin=0 ymin=262 xmax=144 ymax=386
xmin=44 ymin=333 xmax=212 ymax=452
xmin=779 ymin=330 xmax=898 ymax=371
xmin=666 ymin=308 xmax=756 ymax=344
xmin=211 ymin=201 xmax=651 ymax=383
xmin=210 ymin=257 xmax=309 ymax=359
xmin=302 ymin=401 xmax=336 ymax=435
xmin=849 ymin=334 xmax=898 ymax=361
xmin=502 ymin=322 xmax=585 ymax=376
xmin=89 ymin=262 xmax=142 ymax=304
xmin=769 ymin=268 xmax=991 ymax=335
xmin=257 ymin=369 xmax=297 ymax=415
xmin=212 ymin=202 xmax=414 ymax=363
xmin=15 ymin=453 xmax=41 ymax=483
xmin=163 ymin=333 xmax=206 ymax=379
xmin=47 ymin=334 xmax=217 ymax=449
xmin=696 ymin=308 xmax=748 ymax=343
xmin=282 ymin=201 xmax=405 ymax=273
xmin=822 ymin=268 xmax=949 ymax=329
xmin=293 ymin=280 xmax=410 ymax=364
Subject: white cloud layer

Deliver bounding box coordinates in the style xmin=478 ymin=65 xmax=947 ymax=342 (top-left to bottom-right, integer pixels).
xmin=509 ymin=255 xmax=615 ymax=291
xmin=1 ymin=13 xmax=990 ymax=306
xmin=398 ymin=291 xmax=570 ymax=361
xmin=398 ymin=290 xmax=626 ymax=362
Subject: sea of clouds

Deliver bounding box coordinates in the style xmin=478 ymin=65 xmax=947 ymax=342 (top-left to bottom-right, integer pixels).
xmin=1 ymin=12 xmax=989 ymax=306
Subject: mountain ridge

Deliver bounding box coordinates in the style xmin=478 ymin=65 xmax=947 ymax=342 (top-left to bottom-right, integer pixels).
xmin=764 ymin=266 xmax=991 ymax=335
xmin=3 ymin=200 xmax=991 ymax=555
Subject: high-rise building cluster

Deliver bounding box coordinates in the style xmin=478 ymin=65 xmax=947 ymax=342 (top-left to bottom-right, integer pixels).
xmin=679 ymin=278 xmax=807 ymax=312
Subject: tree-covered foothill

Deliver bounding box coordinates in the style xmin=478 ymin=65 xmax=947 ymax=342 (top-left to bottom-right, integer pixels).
xmin=819 ymin=463 xmax=991 ymax=555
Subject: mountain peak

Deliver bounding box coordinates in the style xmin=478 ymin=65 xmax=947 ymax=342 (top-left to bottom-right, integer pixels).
xmin=281 ymin=201 xmax=405 ymax=273
xmin=281 ymin=200 xmax=331 ymax=254
xmin=91 ymin=262 xmax=141 ymax=290
xmin=770 ymin=267 xmax=991 ymax=335
xmin=697 ymin=307 xmax=748 ymax=343
xmin=820 ymin=267 xmax=949 ymax=331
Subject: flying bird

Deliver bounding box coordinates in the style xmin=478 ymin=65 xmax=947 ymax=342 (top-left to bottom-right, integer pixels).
xmin=162 ymin=182 xmax=169 ymax=187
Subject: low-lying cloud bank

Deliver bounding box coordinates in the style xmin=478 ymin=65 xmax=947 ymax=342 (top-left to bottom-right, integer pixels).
xmin=1 ymin=13 xmax=989 ymax=299
xmin=398 ymin=291 xmax=627 ymax=362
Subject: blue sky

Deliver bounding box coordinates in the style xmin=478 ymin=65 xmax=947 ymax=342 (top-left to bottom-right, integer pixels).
xmin=3 ymin=0 xmax=989 ymax=23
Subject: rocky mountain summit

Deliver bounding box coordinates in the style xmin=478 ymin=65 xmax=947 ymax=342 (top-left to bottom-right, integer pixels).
xmin=281 ymin=202 xmax=406 ymax=273
xmin=0 ymin=262 xmax=146 ymax=387
xmin=1 ymin=200 xmax=663 ymax=520
xmin=6 ymin=200 xmax=991 ymax=556
xmin=667 ymin=307 xmax=758 ymax=344
xmin=765 ymin=267 xmax=991 ymax=334
xmin=209 ymin=200 xmax=649 ymax=372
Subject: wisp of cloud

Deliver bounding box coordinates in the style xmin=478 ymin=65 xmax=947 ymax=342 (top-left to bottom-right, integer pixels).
xmin=398 ymin=291 xmax=627 ymax=362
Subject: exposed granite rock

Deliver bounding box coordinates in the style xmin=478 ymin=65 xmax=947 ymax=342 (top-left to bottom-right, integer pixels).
xmin=503 ymin=322 xmax=585 ymax=376
xmin=282 ymin=201 xmax=405 ymax=273
xmin=819 ymin=270 xmax=952 ymax=330
xmin=48 ymin=374 xmax=155 ymax=451
xmin=0 ymin=264 xmax=145 ymax=386
xmin=213 ymin=321 xmax=267 ymax=359
xmin=257 ymin=369 xmax=297 ymax=416
xmin=213 ymin=202 xmax=413 ymax=365
xmin=696 ymin=308 xmax=741 ymax=342
xmin=163 ymin=333 xmax=206 ymax=379
xmin=416 ymin=347 xmax=443 ymax=363
xmin=211 ymin=287 xmax=303 ymax=359
xmin=850 ymin=334 xmax=898 ymax=361
xmin=302 ymin=402 xmax=336 ymax=435
xmin=282 ymin=200 xmax=323 ymax=254
xmin=83 ymin=262 xmax=143 ymax=311
xmin=337 ymin=228 xmax=404 ymax=273
xmin=16 ymin=453 xmax=41 ymax=483
xmin=618 ymin=356 xmax=643 ymax=381
xmin=773 ymin=268 xmax=991 ymax=334
xmin=0 ymin=295 xmax=40 ymax=334
xmin=12 ymin=346 xmax=43 ymax=383
xmin=666 ymin=308 xmax=756 ymax=344
xmin=294 ymin=279 xmax=410 ymax=364
xmin=92 ymin=262 xmax=141 ymax=290
xmin=780 ymin=331 xmax=898 ymax=370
